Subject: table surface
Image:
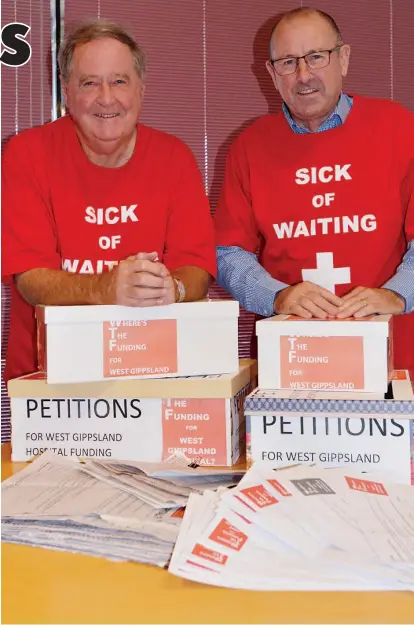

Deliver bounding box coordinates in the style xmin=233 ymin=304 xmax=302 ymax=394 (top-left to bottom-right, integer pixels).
xmin=2 ymin=443 xmax=414 ymax=625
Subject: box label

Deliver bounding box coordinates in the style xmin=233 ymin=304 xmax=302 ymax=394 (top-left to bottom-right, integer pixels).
xmin=280 ymin=335 xmax=364 ymax=390
xmin=162 ymin=398 xmax=227 ymax=465
xmin=11 ymin=395 xmax=234 ymax=466
xmin=103 ymin=319 xmax=178 ymax=378
xmin=247 ymin=413 xmax=413 ymax=484
xmin=11 ymin=397 xmax=162 ymax=462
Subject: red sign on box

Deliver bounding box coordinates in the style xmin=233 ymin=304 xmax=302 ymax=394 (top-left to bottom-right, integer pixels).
xmin=280 ymin=335 xmax=364 ymax=390
xmin=162 ymin=398 xmax=227 ymax=465
xmin=103 ymin=319 xmax=178 ymax=378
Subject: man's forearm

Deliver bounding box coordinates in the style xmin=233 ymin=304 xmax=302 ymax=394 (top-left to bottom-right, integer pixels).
xmin=382 ymin=240 xmax=414 ymax=313
xmin=216 ymin=246 xmax=288 ymax=316
xmin=16 ymin=268 xmax=112 ymax=306
xmin=171 ymin=266 xmax=211 ymax=302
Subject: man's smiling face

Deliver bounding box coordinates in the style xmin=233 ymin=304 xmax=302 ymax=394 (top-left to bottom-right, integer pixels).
xmin=266 ymin=13 xmax=350 ymax=131
xmin=63 ymin=37 xmax=145 ymax=152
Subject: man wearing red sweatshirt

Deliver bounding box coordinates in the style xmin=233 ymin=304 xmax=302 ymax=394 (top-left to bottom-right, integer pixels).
xmin=2 ymin=19 xmax=216 ymax=382
xmin=215 ymin=7 xmax=414 ymax=376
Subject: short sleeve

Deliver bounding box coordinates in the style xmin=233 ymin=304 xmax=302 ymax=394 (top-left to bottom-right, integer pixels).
xmin=214 ymin=135 xmax=260 ymax=253
xmin=162 ymin=141 xmax=216 ymax=278
xmin=1 ymin=132 xmax=61 ymax=283
xmin=394 ymin=103 xmax=414 ymax=244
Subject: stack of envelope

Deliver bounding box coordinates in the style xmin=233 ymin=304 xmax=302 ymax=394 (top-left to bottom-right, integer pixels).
xmin=1 ymin=451 xmax=243 ymax=567
xmin=169 ymin=464 xmax=414 ymax=590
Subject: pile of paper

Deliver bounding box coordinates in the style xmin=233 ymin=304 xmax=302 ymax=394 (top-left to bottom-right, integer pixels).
xmin=1 ymin=452 xmax=244 ymax=567
xmin=169 ymin=464 xmax=414 ymax=590
xmin=78 ymin=455 xmax=245 ymax=508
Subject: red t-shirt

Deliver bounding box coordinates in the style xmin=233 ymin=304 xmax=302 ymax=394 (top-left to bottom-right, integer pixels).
xmin=215 ymin=95 xmax=414 ymax=374
xmin=2 ymin=115 xmax=216 ymax=381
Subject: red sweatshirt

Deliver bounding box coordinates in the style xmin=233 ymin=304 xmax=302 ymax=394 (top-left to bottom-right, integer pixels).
xmin=2 ymin=116 xmax=216 ymax=381
xmin=215 ymin=95 xmax=414 ymax=374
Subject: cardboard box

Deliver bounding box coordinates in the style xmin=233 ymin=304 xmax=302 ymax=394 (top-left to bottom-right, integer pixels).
xmin=9 ymin=360 xmax=257 ymax=465
xmin=36 ymin=300 xmax=239 ymax=383
xmin=245 ymin=370 xmax=414 ymax=483
xmin=256 ymin=314 xmax=393 ymax=393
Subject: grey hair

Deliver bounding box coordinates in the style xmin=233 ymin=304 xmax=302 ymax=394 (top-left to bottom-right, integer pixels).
xmin=59 ymin=18 xmax=146 ymax=83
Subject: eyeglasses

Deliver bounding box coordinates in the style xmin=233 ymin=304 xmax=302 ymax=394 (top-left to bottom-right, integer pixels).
xmin=270 ymin=45 xmax=343 ymax=76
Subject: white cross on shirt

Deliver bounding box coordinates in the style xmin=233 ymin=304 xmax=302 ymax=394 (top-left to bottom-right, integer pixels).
xmin=302 ymin=252 xmax=351 ymax=293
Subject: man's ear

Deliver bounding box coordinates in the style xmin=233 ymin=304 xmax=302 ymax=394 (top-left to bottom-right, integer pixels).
xmin=340 ymin=44 xmax=351 ymax=78
xmin=61 ymin=81 xmax=68 ymax=102
xmin=265 ymin=60 xmax=280 ymax=92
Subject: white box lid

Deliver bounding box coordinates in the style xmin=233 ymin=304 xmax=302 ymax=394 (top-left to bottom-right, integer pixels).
xmin=256 ymin=314 xmax=392 ymax=337
xmin=36 ymin=299 xmax=239 ymax=325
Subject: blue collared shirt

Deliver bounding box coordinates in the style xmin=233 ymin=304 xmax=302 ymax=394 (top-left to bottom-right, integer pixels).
xmin=282 ymin=92 xmax=352 ymax=133
xmin=216 ymin=94 xmax=414 ymax=316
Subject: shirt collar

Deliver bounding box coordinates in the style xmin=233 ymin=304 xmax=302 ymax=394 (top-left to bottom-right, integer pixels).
xmin=282 ymin=92 xmax=352 ymax=133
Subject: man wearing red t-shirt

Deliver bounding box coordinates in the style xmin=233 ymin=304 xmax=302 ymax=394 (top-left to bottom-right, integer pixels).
xmin=2 ymin=19 xmax=216 ymax=382
xmin=215 ymin=8 xmax=414 ymax=375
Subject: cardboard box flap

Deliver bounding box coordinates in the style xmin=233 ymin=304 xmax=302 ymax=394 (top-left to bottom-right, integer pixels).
xmin=36 ymin=300 xmax=239 ymax=325
xmin=391 ymin=369 xmax=414 ymax=400
xmin=256 ymin=314 xmax=392 ymax=337
xmin=8 ymin=359 xmax=257 ymax=399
